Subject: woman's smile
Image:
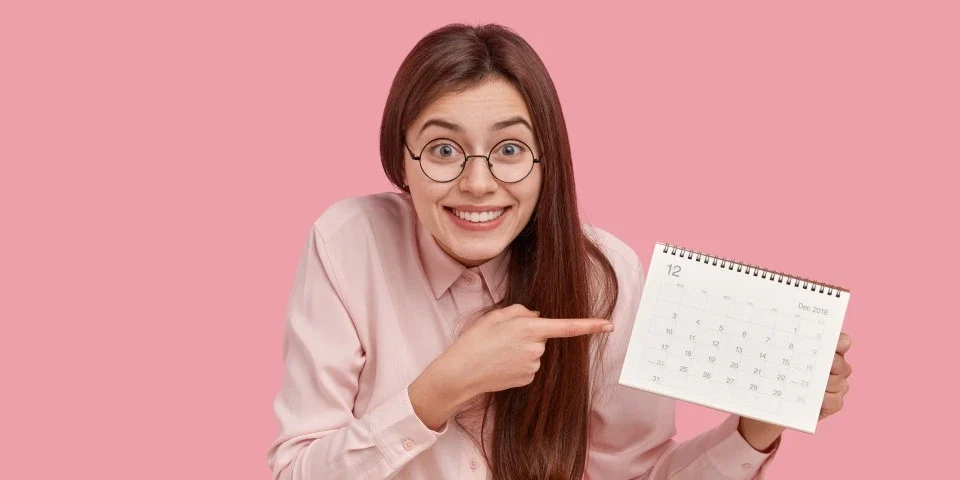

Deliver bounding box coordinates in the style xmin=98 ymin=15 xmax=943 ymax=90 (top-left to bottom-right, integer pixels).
xmin=443 ymin=205 xmax=511 ymax=231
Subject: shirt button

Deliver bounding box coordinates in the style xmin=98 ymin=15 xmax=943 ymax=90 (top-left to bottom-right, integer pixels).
xmin=463 ymin=275 xmax=475 ymax=284
xmin=741 ymin=463 xmax=752 ymax=470
xmin=402 ymin=439 xmax=413 ymax=450
xmin=469 ymin=459 xmax=478 ymax=470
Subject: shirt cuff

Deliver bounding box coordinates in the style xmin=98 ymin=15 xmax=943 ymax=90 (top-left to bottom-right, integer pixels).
xmin=368 ymin=384 xmax=449 ymax=468
xmin=706 ymin=415 xmax=780 ymax=478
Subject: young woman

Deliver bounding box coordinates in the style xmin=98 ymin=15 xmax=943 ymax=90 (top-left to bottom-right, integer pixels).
xmin=267 ymin=23 xmax=853 ymax=480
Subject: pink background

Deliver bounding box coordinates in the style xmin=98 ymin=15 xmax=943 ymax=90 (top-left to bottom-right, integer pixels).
xmin=2 ymin=1 xmax=956 ymax=478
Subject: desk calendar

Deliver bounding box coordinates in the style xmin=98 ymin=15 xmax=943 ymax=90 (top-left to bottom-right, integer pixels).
xmin=618 ymin=243 xmax=850 ymax=433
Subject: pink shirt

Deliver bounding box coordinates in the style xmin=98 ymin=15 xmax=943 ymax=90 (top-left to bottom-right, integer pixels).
xmin=267 ymin=192 xmax=779 ymax=479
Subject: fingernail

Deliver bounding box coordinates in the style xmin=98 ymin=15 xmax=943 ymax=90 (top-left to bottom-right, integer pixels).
xmin=602 ymin=324 xmax=614 ymax=332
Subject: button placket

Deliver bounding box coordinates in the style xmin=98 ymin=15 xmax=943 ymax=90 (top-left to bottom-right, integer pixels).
xmin=451 ymin=272 xmax=490 ymax=334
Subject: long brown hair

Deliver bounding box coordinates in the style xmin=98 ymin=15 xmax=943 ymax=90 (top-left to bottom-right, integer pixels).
xmin=380 ymin=23 xmax=619 ymax=479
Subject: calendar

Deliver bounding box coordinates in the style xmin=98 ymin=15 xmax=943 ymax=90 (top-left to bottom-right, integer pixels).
xmin=618 ymin=243 xmax=850 ymax=434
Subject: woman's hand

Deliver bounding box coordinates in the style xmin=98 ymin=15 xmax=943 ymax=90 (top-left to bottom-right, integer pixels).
xmin=738 ymin=332 xmax=854 ymax=451
xmin=409 ymin=304 xmax=613 ymax=430
xmin=818 ymin=332 xmax=853 ymax=420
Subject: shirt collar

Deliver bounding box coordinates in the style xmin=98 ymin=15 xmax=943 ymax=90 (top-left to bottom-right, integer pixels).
xmin=415 ymin=215 xmax=511 ymax=302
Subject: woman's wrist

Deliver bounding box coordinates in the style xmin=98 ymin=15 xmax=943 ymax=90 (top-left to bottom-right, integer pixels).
xmin=736 ymin=417 xmax=785 ymax=453
xmin=409 ymin=356 xmax=472 ymax=431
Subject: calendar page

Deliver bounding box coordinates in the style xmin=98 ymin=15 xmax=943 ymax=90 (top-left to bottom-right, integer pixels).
xmin=618 ymin=243 xmax=850 ymax=433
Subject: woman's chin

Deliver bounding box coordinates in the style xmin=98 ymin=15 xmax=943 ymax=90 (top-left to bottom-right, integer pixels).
xmin=446 ymin=242 xmax=507 ymax=266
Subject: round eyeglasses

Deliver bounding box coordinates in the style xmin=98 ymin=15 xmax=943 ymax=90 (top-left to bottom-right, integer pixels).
xmin=403 ymin=137 xmax=541 ymax=183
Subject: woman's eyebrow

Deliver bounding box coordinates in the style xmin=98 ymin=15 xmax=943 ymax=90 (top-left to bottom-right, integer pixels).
xmin=490 ymin=116 xmax=533 ymax=132
xmin=417 ymin=116 xmax=533 ymax=137
xmin=418 ymin=118 xmax=463 ymax=136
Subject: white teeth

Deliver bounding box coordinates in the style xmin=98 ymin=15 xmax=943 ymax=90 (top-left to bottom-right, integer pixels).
xmin=452 ymin=208 xmax=505 ymax=223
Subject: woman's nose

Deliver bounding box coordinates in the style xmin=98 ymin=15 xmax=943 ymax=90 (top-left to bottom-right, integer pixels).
xmin=458 ymin=155 xmax=498 ymax=194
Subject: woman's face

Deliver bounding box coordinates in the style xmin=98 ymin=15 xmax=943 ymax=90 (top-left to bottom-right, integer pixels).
xmin=403 ymin=78 xmax=543 ymax=267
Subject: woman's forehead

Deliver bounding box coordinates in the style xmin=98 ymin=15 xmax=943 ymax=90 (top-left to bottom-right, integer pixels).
xmin=416 ymin=80 xmax=532 ymax=133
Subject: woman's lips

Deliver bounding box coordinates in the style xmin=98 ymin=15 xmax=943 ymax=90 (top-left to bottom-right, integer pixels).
xmin=444 ymin=206 xmax=510 ymax=231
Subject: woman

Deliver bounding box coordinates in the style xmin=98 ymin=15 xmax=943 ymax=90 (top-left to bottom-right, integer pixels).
xmin=267 ymin=23 xmax=853 ymax=479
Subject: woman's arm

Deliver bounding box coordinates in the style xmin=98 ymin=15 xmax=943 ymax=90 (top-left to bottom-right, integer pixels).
xmin=266 ymin=226 xmax=446 ymax=480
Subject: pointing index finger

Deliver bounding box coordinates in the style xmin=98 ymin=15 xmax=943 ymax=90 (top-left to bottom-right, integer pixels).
xmin=529 ymin=317 xmax=614 ymax=339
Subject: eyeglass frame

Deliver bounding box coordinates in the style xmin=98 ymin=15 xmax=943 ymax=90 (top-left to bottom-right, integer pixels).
xmin=403 ymin=136 xmax=542 ymax=184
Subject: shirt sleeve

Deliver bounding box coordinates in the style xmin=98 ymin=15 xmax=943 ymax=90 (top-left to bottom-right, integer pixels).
xmin=266 ymin=226 xmax=448 ymax=480
xmin=585 ymin=244 xmax=781 ymax=480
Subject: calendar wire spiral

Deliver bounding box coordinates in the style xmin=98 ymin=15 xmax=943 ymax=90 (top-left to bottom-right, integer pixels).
xmin=660 ymin=242 xmax=849 ymax=298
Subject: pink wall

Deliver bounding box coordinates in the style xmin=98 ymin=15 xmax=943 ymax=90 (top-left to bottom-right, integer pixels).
xmin=2 ymin=1 xmax=955 ymax=478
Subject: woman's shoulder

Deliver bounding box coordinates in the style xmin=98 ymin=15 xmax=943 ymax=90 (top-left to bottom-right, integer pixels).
xmin=583 ymin=224 xmax=645 ymax=280
xmin=311 ymin=191 xmax=416 ymax=245
xmin=305 ymin=192 xmax=420 ymax=306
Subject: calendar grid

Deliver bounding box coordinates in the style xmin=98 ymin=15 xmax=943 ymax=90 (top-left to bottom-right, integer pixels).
xmin=638 ymin=279 xmax=828 ymax=417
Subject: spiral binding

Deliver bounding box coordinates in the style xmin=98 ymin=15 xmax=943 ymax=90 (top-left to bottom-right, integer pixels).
xmin=660 ymin=242 xmax=848 ymax=298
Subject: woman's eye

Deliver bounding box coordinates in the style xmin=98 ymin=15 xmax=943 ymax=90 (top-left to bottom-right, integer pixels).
xmin=499 ymin=143 xmax=520 ymax=155
xmin=433 ymin=144 xmax=456 ymax=157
